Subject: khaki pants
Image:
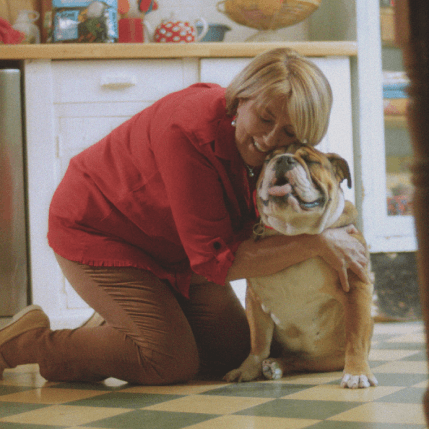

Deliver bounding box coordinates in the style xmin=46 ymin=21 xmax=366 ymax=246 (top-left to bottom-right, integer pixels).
xmin=3 ymin=253 xmax=250 ymax=385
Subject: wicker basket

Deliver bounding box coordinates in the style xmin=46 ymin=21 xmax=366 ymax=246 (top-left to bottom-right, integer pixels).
xmin=217 ymin=0 xmax=321 ymax=31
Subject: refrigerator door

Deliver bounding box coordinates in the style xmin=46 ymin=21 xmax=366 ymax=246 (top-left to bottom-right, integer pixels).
xmin=0 ymin=69 xmax=28 ymax=315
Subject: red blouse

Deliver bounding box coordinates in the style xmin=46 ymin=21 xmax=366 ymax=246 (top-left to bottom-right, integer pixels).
xmin=48 ymin=83 xmax=258 ymax=297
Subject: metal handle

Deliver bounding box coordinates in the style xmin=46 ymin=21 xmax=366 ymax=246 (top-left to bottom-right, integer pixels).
xmin=100 ymin=74 xmax=137 ymax=89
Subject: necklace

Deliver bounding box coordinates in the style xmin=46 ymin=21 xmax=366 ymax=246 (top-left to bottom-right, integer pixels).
xmin=245 ymin=164 xmax=255 ymax=177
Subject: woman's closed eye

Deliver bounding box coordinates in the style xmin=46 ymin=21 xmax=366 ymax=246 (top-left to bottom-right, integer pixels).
xmin=284 ymin=127 xmax=295 ymax=138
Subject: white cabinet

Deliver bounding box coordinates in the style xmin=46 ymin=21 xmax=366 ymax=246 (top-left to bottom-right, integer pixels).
xmin=24 ymin=58 xmax=199 ymax=328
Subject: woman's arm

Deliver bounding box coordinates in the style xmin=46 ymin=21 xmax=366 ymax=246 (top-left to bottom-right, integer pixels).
xmin=226 ymin=225 xmax=370 ymax=292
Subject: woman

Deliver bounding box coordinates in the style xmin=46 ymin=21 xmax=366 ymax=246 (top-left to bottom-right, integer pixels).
xmin=0 ymin=48 xmax=369 ymax=385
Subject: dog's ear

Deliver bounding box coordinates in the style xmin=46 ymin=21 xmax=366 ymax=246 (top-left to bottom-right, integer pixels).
xmin=326 ymin=153 xmax=352 ymax=189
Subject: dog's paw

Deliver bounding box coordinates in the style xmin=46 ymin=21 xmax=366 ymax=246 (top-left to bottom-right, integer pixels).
xmin=224 ymin=368 xmax=244 ymax=382
xmin=340 ymin=373 xmax=378 ymax=389
xmin=262 ymin=359 xmax=283 ymax=380
xmin=224 ymin=365 xmax=261 ymax=383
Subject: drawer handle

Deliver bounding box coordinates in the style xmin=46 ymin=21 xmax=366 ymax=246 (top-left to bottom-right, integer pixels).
xmin=100 ymin=74 xmax=137 ymax=89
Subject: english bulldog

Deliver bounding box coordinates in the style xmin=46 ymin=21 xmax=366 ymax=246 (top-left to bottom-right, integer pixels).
xmin=225 ymin=143 xmax=377 ymax=389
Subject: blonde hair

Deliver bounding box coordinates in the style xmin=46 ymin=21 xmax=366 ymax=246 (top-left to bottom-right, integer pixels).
xmin=225 ymin=48 xmax=333 ymax=146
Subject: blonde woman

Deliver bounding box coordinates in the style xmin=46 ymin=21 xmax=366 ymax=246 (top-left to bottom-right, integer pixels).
xmin=0 ymin=48 xmax=368 ymax=385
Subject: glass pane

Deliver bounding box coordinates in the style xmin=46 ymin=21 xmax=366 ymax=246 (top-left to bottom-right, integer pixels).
xmin=382 ymin=48 xmax=413 ymax=216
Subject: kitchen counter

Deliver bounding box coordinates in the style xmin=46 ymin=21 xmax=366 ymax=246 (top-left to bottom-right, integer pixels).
xmin=0 ymin=41 xmax=357 ymax=60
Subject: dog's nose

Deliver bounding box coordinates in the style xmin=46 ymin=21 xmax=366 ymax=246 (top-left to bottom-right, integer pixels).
xmin=275 ymin=156 xmax=296 ymax=175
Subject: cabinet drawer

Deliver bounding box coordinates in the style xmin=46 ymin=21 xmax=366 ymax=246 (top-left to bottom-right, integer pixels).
xmin=52 ymin=59 xmax=188 ymax=103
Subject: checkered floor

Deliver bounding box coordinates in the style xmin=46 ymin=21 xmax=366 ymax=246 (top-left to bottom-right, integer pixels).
xmin=0 ymin=322 xmax=427 ymax=429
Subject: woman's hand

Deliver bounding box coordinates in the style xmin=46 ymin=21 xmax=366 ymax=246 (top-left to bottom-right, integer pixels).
xmin=317 ymin=225 xmax=371 ymax=292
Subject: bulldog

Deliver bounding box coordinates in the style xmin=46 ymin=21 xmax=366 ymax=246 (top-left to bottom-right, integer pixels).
xmin=225 ymin=143 xmax=377 ymax=389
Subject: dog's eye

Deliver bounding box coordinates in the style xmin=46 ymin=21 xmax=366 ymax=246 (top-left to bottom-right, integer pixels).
xmin=306 ymin=159 xmax=321 ymax=166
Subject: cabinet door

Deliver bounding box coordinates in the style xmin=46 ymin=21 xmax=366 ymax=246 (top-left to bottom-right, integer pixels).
xmin=25 ymin=59 xmax=198 ymax=328
xmin=55 ymin=104 xmax=145 ymax=310
xmin=200 ymin=57 xmax=355 ymax=204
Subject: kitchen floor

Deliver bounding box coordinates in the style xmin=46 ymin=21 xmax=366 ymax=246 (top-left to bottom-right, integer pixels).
xmin=0 ymin=322 xmax=427 ymax=429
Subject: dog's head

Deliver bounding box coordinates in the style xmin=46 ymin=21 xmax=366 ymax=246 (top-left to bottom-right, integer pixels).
xmin=256 ymin=142 xmax=352 ymax=235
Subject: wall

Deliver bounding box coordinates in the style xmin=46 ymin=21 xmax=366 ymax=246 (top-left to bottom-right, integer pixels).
xmin=0 ymin=0 xmax=38 ymax=24
xmin=1 ymin=0 xmax=315 ymax=43
xmin=143 ymin=0 xmax=309 ymax=42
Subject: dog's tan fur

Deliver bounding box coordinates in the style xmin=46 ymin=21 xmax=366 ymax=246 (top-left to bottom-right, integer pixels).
xmin=225 ymin=144 xmax=377 ymax=388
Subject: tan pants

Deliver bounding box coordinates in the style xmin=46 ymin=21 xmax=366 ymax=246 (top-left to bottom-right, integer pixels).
xmin=3 ymin=254 xmax=250 ymax=385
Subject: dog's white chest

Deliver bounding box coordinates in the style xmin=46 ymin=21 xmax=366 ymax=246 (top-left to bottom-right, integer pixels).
xmin=249 ymin=257 xmax=343 ymax=354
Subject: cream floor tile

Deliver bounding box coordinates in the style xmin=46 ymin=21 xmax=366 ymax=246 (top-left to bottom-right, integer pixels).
xmin=387 ymin=332 xmax=426 ymax=343
xmin=144 ymin=394 xmax=272 ymax=415
xmin=124 ymin=380 xmax=226 ymax=395
xmin=281 ymin=384 xmax=404 ymax=402
xmin=184 ymin=415 xmax=321 ymax=429
xmin=373 ymin=323 xmax=423 ymax=335
xmin=328 ymin=402 xmax=427 ymax=425
xmin=373 ymin=361 xmax=428 ymax=374
xmin=0 ymin=404 xmax=131 ymax=426
xmin=369 ymin=348 xmax=423 ymax=361
xmin=414 ymin=380 xmax=429 ymax=388
xmin=0 ymin=387 xmax=109 ymax=404
xmin=279 ymin=372 xmax=343 ymax=385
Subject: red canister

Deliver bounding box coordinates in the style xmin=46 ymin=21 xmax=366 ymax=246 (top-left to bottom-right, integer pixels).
xmin=118 ymin=18 xmax=144 ymax=43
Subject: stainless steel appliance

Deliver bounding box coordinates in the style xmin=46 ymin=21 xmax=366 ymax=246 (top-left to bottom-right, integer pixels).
xmin=0 ymin=68 xmax=28 ymax=316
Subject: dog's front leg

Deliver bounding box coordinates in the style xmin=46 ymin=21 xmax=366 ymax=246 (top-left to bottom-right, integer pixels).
xmin=224 ymin=284 xmax=275 ymax=382
xmin=341 ymin=278 xmax=378 ymax=388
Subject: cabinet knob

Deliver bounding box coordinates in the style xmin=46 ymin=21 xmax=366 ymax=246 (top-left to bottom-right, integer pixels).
xmin=100 ymin=74 xmax=137 ymax=89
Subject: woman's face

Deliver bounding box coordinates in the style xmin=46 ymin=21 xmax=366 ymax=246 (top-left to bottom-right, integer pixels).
xmin=235 ymin=96 xmax=297 ymax=167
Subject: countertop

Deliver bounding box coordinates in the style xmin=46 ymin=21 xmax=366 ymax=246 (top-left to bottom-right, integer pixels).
xmin=0 ymin=41 xmax=357 ymax=60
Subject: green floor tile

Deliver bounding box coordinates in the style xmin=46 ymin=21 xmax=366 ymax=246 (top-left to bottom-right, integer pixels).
xmin=307 ymin=421 xmax=427 ymax=429
xmin=65 ymin=392 xmax=183 ymax=408
xmin=83 ymin=409 xmax=217 ymax=429
xmin=374 ymin=387 xmax=426 ymax=404
xmin=203 ymin=382 xmax=314 ymax=398
xmin=0 ymin=402 xmax=48 ymax=418
xmin=236 ymin=399 xmax=363 ymax=420
xmin=372 ymin=373 xmax=428 ymax=387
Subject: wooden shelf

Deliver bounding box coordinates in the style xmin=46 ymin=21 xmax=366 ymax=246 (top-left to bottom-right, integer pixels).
xmin=385 ymin=115 xmax=407 ymax=128
xmin=0 ymin=41 xmax=358 ymax=60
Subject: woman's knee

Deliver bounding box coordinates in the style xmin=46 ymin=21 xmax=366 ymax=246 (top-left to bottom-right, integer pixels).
xmin=131 ymin=342 xmax=200 ymax=385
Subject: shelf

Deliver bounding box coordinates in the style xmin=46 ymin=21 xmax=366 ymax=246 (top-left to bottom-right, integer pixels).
xmin=385 ymin=115 xmax=407 ymax=128
xmin=0 ymin=42 xmax=358 ymax=60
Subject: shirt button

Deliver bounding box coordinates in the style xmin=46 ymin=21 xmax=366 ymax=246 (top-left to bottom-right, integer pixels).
xmin=213 ymin=241 xmax=222 ymax=250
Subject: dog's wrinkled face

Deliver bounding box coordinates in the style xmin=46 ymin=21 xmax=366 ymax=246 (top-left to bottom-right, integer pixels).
xmin=256 ymin=143 xmax=352 ymax=235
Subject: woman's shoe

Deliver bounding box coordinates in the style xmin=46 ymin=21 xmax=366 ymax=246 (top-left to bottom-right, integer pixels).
xmin=0 ymin=305 xmax=50 ymax=378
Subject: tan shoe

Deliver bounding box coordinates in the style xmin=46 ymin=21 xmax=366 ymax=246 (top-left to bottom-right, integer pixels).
xmin=0 ymin=305 xmax=50 ymax=378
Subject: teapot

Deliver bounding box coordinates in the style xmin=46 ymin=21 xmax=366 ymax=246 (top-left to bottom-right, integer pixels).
xmin=146 ymin=15 xmax=208 ymax=43
xmin=12 ymin=10 xmax=40 ymax=44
